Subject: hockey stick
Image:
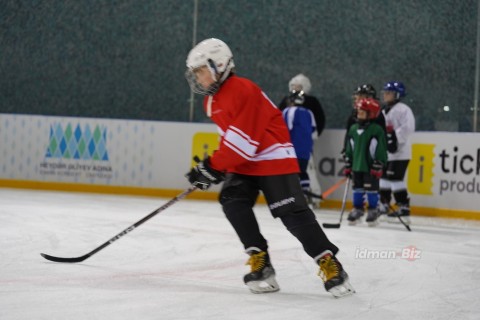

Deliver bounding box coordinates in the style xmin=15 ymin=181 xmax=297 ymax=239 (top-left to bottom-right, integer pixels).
xmin=40 ymin=186 xmax=197 ymax=263
xmin=303 ymin=189 xmax=323 ymax=199
xmin=322 ymin=178 xmax=351 ymax=228
xmin=321 ymin=177 xmax=348 ymax=199
xmin=304 ymin=177 xmax=347 ymax=200
xmin=387 ymin=204 xmax=412 ymax=232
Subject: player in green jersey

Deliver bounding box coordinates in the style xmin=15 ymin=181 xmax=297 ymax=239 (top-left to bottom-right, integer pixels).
xmin=344 ymin=98 xmax=388 ymax=226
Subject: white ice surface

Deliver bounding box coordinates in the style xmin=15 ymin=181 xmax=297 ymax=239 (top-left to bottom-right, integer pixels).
xmin=1 ymin=188 xmax=479 ymax=320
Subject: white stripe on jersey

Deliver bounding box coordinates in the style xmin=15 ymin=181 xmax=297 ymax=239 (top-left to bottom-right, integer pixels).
xmin=369 ymin=137 xmax=378 ymax=158
xmin=283 ymin=107 xmax=297 ymax=130
xmin=223 ymin=125 xmax=297 ymax=161
xmin=223 ymin=126 xmax=259 ymax=158
xmin=253 ymin=143 xmax=297 ymax=161
xmin=261 ymin=91 xmax=279 ymax=109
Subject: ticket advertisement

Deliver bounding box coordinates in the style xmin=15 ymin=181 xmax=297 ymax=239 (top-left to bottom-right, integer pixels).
xmin=313 ymin=129 xmax=480 ymax=216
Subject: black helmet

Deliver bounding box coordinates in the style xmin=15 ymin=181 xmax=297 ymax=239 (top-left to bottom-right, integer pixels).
xmin=354 ymin=84 xmax=377 ymax=98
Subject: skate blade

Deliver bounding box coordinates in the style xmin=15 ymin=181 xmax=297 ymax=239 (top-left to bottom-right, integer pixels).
xmin=246 ymin=276 xmax=280 ymax=294
xmin=328 ymin=279 xmax=356 ymax=298
xmin=367 ymin=220 xmax=379 ymax=227
xmin=378 ymin=214 xmax=389 ymax=222
xmin=348 ymin=219 xmax=361 ymax=226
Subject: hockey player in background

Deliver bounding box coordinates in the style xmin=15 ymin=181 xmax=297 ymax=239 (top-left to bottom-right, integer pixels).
xmin=344 ymin=98 xmax=388 ymax=226
xmin=278 ymin=73 xmax=326 ymax=137
xmin=379 ymin=81 xmax=415 ymax=224
xmin=282 ymin=90 xmax=317 ymax=196
xmin=184 ymin=38 xmax=354 ymax=297
xmin=342 ymin=84 xmax=386 ymax=157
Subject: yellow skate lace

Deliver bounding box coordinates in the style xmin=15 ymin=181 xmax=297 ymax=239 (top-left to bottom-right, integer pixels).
xmin=318 ymin=255 xmax=339 ymax=282
xmin=246 ymin=251 xmax=267 ymax=272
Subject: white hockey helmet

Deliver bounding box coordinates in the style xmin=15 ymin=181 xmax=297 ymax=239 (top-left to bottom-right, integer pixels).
xmin=288 ymin=73 xmax=312 ymax=94
xmin=185 ymin=38 xmax=235 ymax=95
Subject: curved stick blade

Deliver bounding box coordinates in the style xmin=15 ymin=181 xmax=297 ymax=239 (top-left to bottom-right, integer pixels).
xmin=40 ymin=253 xmax=88 ymax=263
xmin=322 ymin=223 xmax=341 ymax=229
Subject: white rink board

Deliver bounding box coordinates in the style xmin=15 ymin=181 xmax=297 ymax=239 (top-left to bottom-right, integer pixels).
xmin=0 ymin=113 xmax=217 ymax=189
xmin=313 ymin=129 xmax=480 ymax=213
xmin=1 ymin=113 xmax=479 ymax=214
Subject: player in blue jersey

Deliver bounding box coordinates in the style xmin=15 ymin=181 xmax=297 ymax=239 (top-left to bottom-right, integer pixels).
xmin=282 ymin=90 xmax=317 ymax=193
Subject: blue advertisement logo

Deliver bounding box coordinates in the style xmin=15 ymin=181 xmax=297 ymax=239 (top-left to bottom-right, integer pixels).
xmin=45 ymin=123 xmax=109 ymax=161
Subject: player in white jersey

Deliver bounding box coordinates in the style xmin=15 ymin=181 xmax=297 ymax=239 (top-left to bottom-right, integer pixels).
xmin=379 ymin=81 xmax=415 ymax=224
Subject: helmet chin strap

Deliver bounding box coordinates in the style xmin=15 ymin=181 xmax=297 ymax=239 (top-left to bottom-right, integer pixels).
xmin=206 ymin=95 xmax=213 ymax=117
xmin=209 ymin=58 xmax=234 ymax=86
xmin=205 ymin=58 xmax=235 ymax=117
xmin=218 ymin=58 xmax=234 ymax=83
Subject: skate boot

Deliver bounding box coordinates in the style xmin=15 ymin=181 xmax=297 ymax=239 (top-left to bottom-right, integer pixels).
xmin=317 ymin=251 xmax=355 ymax=298
xmin=366 ymin=207 xmax=380 ymax=227
xmin=347 ymin=208 xmax=364 ymax=225
xmin=377 ymin=202 xmax=391 ymax=221
xmin=243 ymin=248 xmax=280 ymax=294
xmin=387 ymin=203 xmax=411 ymax=225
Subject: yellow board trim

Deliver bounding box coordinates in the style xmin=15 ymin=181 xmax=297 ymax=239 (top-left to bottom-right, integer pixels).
xmin=1 ymin=179 xmax=479 ymax=221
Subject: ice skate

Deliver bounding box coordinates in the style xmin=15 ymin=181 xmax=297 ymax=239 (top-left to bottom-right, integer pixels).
xmin=317 ymin=251 xmax=355 ymax=298
xmin=366 ymin=207 xmax=380 ymax=227
xmin=243 ymin=248 xmax=280 ymax=294
xmin=378 ymin=202 xmax=392 ymax=222
xmin=387 ymin=203 xmax=411 ymax=225
xmin=347 ymin=208 xmax=364 ymax=225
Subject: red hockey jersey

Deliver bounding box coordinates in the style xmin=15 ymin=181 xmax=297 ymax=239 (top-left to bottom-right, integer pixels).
xmin=205 ymin=75 xmax=299 ymax=176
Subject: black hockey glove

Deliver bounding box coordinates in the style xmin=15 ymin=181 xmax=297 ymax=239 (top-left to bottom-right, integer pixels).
xmin=186 ymin=157 xmax=224 ymax=191
xmin=386 ymin=125 xmax=398 ymax=153
xmin=343 ymin=157 xmax=352 ymax=178
xmin=370 ymin=160 xmax=384 ymax=179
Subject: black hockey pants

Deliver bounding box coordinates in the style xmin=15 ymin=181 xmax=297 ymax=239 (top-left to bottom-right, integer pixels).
xmin=219 ymin=173 xmax=338 ymax=259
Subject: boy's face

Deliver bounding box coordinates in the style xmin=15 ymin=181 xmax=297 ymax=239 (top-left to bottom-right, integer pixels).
xmin=357 ymin=108 xmax=368 ymax=120
xmin=353 ymin=94 xmax=367 ymax=108
xmin=193 ymin=66 xmax=216 ymax=90
xmin=382 ymin=91 xmax=396 ymax=104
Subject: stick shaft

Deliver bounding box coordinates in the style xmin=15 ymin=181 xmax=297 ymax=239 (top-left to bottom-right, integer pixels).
xmin=41 ymin=187 xmax=197 ymax=263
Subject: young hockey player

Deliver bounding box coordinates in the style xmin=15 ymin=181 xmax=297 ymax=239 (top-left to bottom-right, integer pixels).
xmin=342 ymin=84 xmax=386 ymax=156
xmin=379 ymin=81 xmax=415 ymax=224
xmin=344 ymin=98 xmax=388 ymax=226
xmin=282 ymin=90 xmax=317 ymax=193
xmin=278 ymin=74 xmax=326 ymax=136
xmin=184 ymin=38 xmax=354 ymax=297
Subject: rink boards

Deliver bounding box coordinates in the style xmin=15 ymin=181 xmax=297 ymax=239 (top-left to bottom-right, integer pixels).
xmin=0 ymin=113 xmax=479 ymax=220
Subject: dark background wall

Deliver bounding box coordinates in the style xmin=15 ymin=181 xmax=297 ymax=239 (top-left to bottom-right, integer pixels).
xmin=0 ymin=0 xmax=477 ymax=131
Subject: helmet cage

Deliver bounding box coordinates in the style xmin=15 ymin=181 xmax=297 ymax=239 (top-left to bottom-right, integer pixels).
xmin=288 ymin=90 xmax=305 ymax=106
xmin=185 ymin=69 xmax=220 ymax=95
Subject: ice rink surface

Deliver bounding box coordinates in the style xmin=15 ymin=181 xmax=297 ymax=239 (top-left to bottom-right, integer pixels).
xmin=1 ymin=188 xmax=479 ymax=320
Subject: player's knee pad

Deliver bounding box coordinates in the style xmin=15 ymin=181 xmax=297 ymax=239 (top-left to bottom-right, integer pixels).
xmin=221 ymin=198 xmax=253 ymax=218
xmin=280 ymin=209 xmax=317 ymax=231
